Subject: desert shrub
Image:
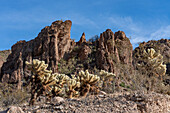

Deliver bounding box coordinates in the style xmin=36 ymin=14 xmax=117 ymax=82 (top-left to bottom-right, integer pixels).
xmin=88 ymin=35 xmax=99 ymax=43
xmin=58 ymin=57 xmax=77 ymax=75
xmin=0 ymin=83 xmax=30 ymax=107
xmin=130 ymin=69 xmax=170 ymax=95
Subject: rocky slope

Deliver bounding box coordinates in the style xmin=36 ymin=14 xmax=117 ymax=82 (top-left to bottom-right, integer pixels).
xmin=0 ymin=91 xmax=170 ymax=113
xmin=0 ymin=20 xmax=169 ymax=113
xmin=0 ymin=20 xmax=133 ymax=89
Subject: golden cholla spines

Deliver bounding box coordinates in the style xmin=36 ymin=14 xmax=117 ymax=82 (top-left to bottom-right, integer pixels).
xmin=78 ymin=70 xmax=100 ymax=85
xmin=26 ymin=59 xmax=117 ymax=105
xmin=137 ymin=48 xmax=166 ymax=79
xmin=98 ymin=70 xmax=116 ymax=88
xmin=26 ymin=59 xmax=69 ymax=105
xmin=99 ymin=70 xmax=116 ymax=82
xmin=78 ymin=70 xmax=100 ymax=97
xmin=66 ymin=79 xmax=80 ymax=98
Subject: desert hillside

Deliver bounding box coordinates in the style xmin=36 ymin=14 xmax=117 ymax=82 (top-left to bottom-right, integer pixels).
xmin=0 ymin=20 xmax=169 ymax=113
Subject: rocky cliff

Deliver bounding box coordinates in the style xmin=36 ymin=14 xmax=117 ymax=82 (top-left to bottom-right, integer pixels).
xmin=58 ymin=29 xmax=133 ymax=76
xmin=95 ymin=30 xmax=132 ymax=74
xmin=0 ymin=20 xmax=74 ymax=88
xmin=0 ymin=20 xmax=133 ymax=89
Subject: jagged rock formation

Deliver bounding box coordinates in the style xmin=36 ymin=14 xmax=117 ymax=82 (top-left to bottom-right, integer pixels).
xmin=78 ymin=44 xmax=91 ymax=61
xmin=0 ymin=20 xmax=74 ymax=88
xmin=77 ymin=32 xmax=86 ymax=45
xmin=0 ymin=20 xmax=133 ymax=88
xmin=95 ymin=30 xmax=132 ymax=74
xmin=58 ymin=29 xmax=133 ymax=76
xmin=133 ymin=39 xmax=170 ymax=75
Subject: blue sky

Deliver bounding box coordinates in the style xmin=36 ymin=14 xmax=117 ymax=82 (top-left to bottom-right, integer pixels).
xmin=0 ymin=0 xmax=170 ymax=50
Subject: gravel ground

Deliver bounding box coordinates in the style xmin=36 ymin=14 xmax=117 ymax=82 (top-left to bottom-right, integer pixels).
xmin=1 ymin=91 xmax=170 ymax=113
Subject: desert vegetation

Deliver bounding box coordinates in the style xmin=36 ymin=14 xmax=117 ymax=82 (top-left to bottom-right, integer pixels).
xmin=25 ymin=59 xmax=116 ymax=105
xmin=0 ymin=19 xmax=169 ymax=112
xmin=0 ymin=47 xmax=169 ymax=108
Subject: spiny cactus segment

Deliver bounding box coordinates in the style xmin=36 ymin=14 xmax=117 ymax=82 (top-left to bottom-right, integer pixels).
xmin=26 ymin=59 xmax=116 ymax=105
xmin=98 ymin=70 xmax=116 ymax=88
xmin=79 ymin=70 xmax=100 ymax=85
xmin=99 ymin=70 xmax=116 ymax=82
xmin=78 ymin=70 xmax=100 ymax=97
xmin=66 ymin=79 xmax=80 ymax=98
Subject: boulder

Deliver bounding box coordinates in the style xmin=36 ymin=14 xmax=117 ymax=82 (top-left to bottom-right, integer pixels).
xmin=7 ymin=106 xmax=24 ymax=113
xmin=51 ymin=97 xmax=65 ymax=105
xmin=78 ymin=44 xmax=91 ymax=61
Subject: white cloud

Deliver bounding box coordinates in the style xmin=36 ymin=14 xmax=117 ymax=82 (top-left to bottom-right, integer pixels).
xmin=62 ymin=14 xmax=100 ymax=29
xmin=150 ymin=25 xmax=170 ymax=39
xmin=108 ymin=16 xmax=141 ymax=33
xmin=107 ymin=16 xmax=170 ymax=46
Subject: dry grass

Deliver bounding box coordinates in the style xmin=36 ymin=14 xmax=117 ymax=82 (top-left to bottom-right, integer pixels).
xmin=0 ymin=83 xmax=30 ymax=107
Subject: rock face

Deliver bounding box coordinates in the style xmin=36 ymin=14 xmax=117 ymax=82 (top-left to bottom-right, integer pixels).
xmin=77 ymin=32 xmax=86 ymax=45
xmin=133 ymin=39 xmax=170 ymax=75
xmin=0 ymin=20 xmax=133 ymax=88
xmin=0 ymin=20 xmax=73 ymax=88
xmin=62 ymin=29 xmax=133 ymax=75
xmin=78 ymin=44 xmax=91 ymax=61
xmin=0 ymin=50 xmax=11 ymax=74
xmin=95 ymin=29 xmax=133 ymax=74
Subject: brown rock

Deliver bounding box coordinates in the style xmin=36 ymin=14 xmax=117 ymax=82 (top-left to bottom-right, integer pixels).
xmin=0 ymin=56 xmax=3 ymax=74
xmin=96 ymin=29 xmax=133 ymax=74
xmin=77 ymin=32 xmax=86 ymax=45
xmin=7 ymin=106 xmax=24 ymax=113
xmin=115 ymin=31 xmax=133 ymax=65
xmin=0 ymin=50 xmax=11 ymax=75
xmin=51 ymin=97 xmax=65 ymax=105
xmin=0 ymin=20 xmax=133 ymax=88
xmin=0 ymin=20 xmax=73 ymax=89
xmin=78 ymin=44 xmax=91 ymax=61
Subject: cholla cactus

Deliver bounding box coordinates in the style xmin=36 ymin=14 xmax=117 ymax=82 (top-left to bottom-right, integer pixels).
xmin=26 ymin=59 xmax=116 ymax=105
xmin=26 ymin=59 xmax=70 ymax=105
xmin=99 ymin=70 xmax=116 ymax=87
xmin=137 ymin=48 xmax=166 ymax=79
xmin=78 ymin=70 xmax=100 ymax=97
xmin=99 ymin=70 xmax=116 ymax=82
xmin=78 ymin=70 xmax=100 ymax=86
xmin=66 ymin=79 xmax=80 ymax=98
